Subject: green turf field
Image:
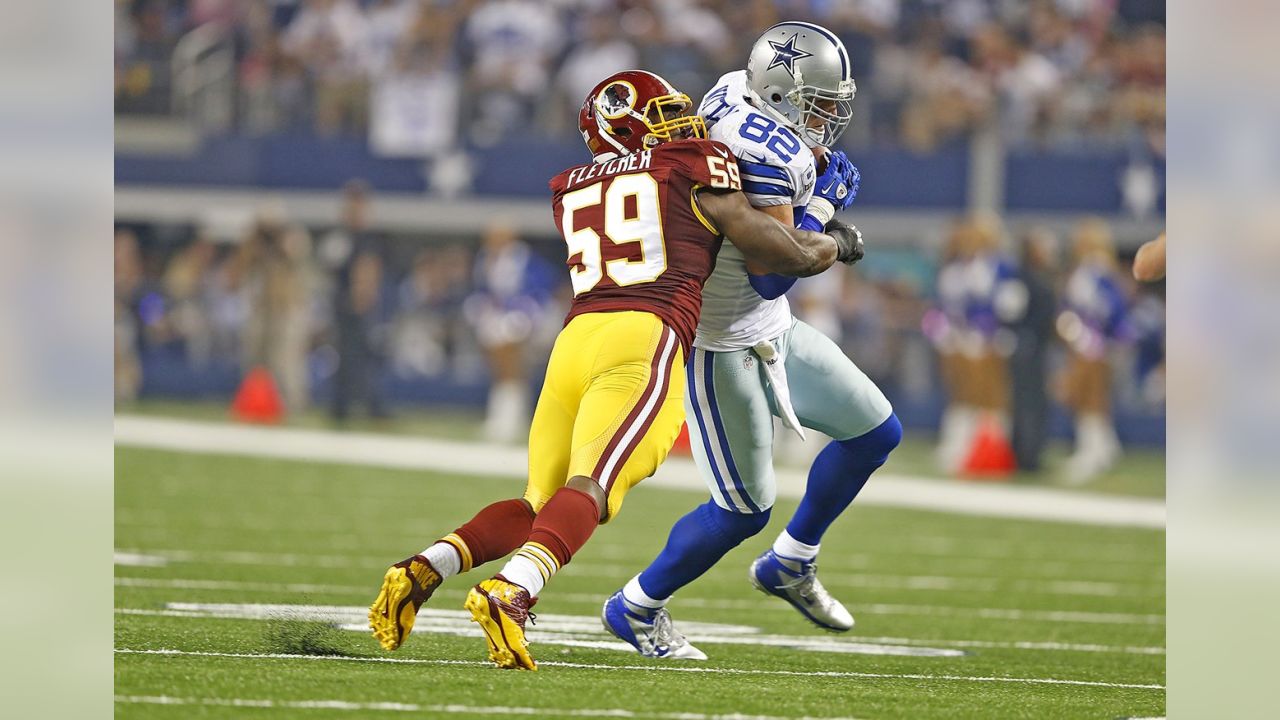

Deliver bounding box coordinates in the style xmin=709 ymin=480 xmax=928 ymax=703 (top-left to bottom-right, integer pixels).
xmin=124 ymin=399 xmax=1167 ymax=499
xmin=115 ymin=444 xmax=1165 ymax=719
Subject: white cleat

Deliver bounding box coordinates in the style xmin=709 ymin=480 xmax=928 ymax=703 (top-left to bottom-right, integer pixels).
xmin=601 ymin=591 xmax=707 ymax=660
xmin=749 ymin=550 xmax=854 ymax=632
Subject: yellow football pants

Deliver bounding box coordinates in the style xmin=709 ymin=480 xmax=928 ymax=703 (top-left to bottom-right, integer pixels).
xmin=524 ymin=311 xmax=686 ymax=521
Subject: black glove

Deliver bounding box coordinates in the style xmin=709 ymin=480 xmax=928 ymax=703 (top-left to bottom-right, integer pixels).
xmin=825 ymin=219 xmax=864 ymax=265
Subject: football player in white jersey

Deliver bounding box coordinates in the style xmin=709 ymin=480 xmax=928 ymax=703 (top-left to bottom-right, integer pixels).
xmin=603 ymin=22 xmax=902 ymax=659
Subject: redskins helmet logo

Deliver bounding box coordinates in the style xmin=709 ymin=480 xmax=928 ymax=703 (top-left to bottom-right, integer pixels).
xmin=597 ymin=81 xmax=638 ymax=120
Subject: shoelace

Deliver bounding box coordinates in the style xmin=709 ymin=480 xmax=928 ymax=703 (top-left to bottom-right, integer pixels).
xmin=776 ymin=563 xmax=833 ymax=609
xmin=650 ymin=609 xmax=684 ymax=652
xmin=494 ymin=596 xmax=537 ymax=627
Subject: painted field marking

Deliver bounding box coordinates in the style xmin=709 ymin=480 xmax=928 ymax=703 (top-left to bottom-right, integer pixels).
xmin=114 ymin=552 xmax=168 ymax=567
xmin=114 ymin=648 xmax=1166 ymax=690
xmin=113 ymin=577 xmax=1163 ymax=626
xmin=112 ymin=598 xmax=1164 ymax=655
xmin=114 ymin=695 xmax=861 ymax=720
xmin=120 ymin=602 xmax=963 ymax=658
xmin=116 ymin=576 xmax=360 ymax=595
xmin=114 ymin=415 xmax=1165 ymax=528
xmin=114 ymin=548 xmax=1163 ymax=598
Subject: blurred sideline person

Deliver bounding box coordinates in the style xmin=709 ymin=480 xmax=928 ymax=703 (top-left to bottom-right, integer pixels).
xmin=463 ymin=221 xmax=556 ymax=443
xmin=1005 ymin=227 xmax=1059 ymax=472
xmin=1058 ymin=218 xmax=1128 ymax=483
xmin=604 ymin=23 xmax=897 ymax=659
xmin=163 ymin=232 xmax=218 ymax=369
xmin=932 ymin=214 xmax=1018 ymax=473
xmin=368 ymin=70 xmax=862 ymax=670
xmin=235 ymin=204 xmax=313 ymax=413
xmin=1133 ymin=232 xmax=1166 ymax=282
xmin=322 ymin=180 xmax=390 ymax=423
xmin=964 ymin=213 xmax=1017 ymax=435
xmin=931 ymin=219 xmax=976 ymax=471
xmin=115 ymin=229 xmax=145 ymax=403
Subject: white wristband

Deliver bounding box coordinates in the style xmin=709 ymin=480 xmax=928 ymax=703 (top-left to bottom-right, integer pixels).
xmin=807 ymin=197 xmax=836 ymax=226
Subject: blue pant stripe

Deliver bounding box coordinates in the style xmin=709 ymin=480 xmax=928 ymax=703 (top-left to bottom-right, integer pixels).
xmin=701 ymin=349 xmax=761 ymax=513
xmin=686 ymin=350 xmax=737 ymax=511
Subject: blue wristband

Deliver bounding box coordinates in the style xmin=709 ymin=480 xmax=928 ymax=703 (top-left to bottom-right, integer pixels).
xmin=798 ymin=212 xmax=825 ymax=232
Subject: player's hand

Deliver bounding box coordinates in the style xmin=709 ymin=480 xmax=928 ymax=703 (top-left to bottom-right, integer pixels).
xmin=825 ymin=219 xmax=864 ymax=265
xmin=814 ymin=150 xmax=860 ymax=211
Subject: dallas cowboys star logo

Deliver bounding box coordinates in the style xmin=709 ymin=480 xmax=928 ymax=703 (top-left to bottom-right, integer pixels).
xmin=766 ymin=33 xmax=813 ymax=75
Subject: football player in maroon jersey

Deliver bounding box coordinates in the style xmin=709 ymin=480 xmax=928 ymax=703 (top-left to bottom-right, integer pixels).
xmin=370 ymin=70 xmax=863 ymax=669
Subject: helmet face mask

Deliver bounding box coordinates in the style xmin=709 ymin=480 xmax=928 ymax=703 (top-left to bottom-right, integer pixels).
xmin=579 ymin=71 xmax=706 ymax=162
xmin=746 ymin=22 xmax=857 ymax=147
xmin=639 ymin=95 xmax=707 ymax=147
xmin=791 ymin=82 xmax=855 ymax=146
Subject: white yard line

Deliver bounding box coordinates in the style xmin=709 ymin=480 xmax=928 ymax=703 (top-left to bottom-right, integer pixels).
xmin=114 ymin=549 xmax=1161 ymax=598
xmin=115 ymin=570 xmax=1162 ymax=624
xmin=117 ymin=573 xmax=1162 ymax=625
xmin=115 ymin=415 xmax=1165 ymax=529
xmin=116 ymin=576 xmax=361 ymax=595
xmin=112 ymin=599 xmax=1165 ymax=655
xmin=113 ymin=552 xmax=168 ymax=567
xmin=114 ymin=577 xmax=1162 ymax=625
xmin=114 ymin=648 xmax=1165 ymax=690
xmin=114 ymin=695 xmax=859 ymax=720
xmin=118 ymin=604 xmax=965 ymax=658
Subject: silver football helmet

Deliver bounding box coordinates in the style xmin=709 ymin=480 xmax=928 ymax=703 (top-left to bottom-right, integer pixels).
xmin=745 ymin=21 xmax=856 ymax=147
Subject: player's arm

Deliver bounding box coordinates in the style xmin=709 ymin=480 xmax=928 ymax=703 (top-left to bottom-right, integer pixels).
xmin=1133 ymin=233 xmax=1166 ymax=282
xmin=696 ymin=189 xmax=856 ymax=277
xmin=743 ymin=204 xmax=803 ymax=299
xmin=741 ymin=151 xmax=861 ymax=297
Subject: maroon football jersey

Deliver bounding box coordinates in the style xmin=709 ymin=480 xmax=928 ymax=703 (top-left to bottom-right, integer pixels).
xmin=550 ymin=138 xmax=742 ymax=353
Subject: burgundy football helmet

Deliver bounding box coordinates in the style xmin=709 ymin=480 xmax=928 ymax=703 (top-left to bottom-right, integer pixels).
xmin=578 ymin=70 xmax=706 ymax=161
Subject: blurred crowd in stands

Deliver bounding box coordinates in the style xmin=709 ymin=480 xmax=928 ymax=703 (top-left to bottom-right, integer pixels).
xmin=116 ymin=0 xmax=1165 ymax=154
xmin=115 ymin=184 xmax=1165 ymax=480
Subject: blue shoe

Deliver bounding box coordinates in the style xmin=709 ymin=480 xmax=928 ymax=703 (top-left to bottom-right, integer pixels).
xmin=601 ymin=591 xmax=707 ymax=660
xmin=749 ymin=550 xmax=854 ymax=632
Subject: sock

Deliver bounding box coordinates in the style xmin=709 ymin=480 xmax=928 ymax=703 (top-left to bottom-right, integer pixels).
xmin=421 ymin=542 xmax=461 ymax=578
xmin=635 ymin=500 xmax=770 ymax=601
xmin=622 ymin=574 xmax=666 ymax=615
xmin=442 ymin=497 xmax=536 ymax=575
xmin=786 ymin=413 xmax=902 ymax=546
xmin=772 ymin=529 xmax=820 ymax=563
xmin=499 ymin=487 xmax=599 ymax=597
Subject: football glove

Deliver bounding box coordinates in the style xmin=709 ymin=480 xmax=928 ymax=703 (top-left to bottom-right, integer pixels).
xmin=826 ymin=219 xmax=864 ymax=265
xmin=815 ymin=151 xmax=860 ymax=211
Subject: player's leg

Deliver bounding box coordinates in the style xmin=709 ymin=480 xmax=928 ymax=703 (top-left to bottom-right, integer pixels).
xmin=369 ymin=327 xmax=580 ymax=652
xmin=1064 ymin=352 xmax=1119 ymax=483
xmin=470 ymin=312 xmax=682 ymax=669
xmin=750 ymin=320 xmax=900 ymax=631
xmin=608 ymin=345 xmax=776 ymax=658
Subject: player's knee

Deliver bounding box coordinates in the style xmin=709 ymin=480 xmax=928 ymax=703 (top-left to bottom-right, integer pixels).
xmin=565 ymin=476 xmax=608 ymax=521
xmin=698 ymin=500 xmax=770 ymax=541
xmin=838 ymin=413 xmax=902 ymax=467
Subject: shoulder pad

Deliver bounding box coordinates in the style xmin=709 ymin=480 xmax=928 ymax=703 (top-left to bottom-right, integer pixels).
xmin=653 ymin=139 xmax=741 ymax=190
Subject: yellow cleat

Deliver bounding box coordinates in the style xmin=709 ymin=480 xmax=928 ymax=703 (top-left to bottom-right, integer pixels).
xmin=464 ymin=577 xmax=538 ymax=670
xmin=369 ymin=555 xmax=442 ymax=651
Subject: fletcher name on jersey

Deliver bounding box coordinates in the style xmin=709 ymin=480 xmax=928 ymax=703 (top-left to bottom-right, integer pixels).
xmin=551 ymin=136 xmax=740 ymax=354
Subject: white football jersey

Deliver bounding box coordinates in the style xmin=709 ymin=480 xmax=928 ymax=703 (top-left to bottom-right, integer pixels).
xmin=693 ymin=71 xmax=817 ymax=351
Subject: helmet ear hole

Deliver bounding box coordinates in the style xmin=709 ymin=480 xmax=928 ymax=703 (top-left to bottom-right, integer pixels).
xmin=771 ymin=93 xmax=783 ymax=103
xmin=613 ymin=127 xmax=632 ymax=138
